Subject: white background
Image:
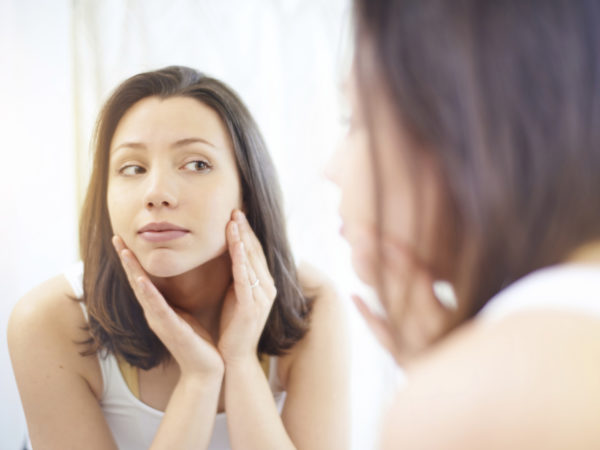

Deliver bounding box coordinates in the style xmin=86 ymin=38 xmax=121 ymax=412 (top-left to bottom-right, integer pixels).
xmin=0 ymin=1 xmax=397 ymax=448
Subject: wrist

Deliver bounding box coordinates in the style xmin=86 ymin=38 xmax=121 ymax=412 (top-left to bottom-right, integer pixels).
xmin=179 ymin=368 xmax=224 ymax=389
xmin=224 ymin=354 xmax=261 ymax=373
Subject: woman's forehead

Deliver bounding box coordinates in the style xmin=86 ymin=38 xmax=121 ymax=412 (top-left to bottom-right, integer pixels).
xmin=110 ymin=96 xmax=234 ymax=154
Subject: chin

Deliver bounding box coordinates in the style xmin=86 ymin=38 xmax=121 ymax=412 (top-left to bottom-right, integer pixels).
xmin=137 ymin=245 xmax=228 ymax=279
xmin=141 ymin=256 xmax=190 ymax=278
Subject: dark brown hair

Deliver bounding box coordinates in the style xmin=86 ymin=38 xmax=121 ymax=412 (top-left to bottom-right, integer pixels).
xmin=79 ymin=66 xmax=312 ymax=369
xmin=354 ymin=0 xmax=600 ymax=318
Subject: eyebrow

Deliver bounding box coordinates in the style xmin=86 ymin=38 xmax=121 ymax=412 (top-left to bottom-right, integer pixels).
xmin=111 ymin=137 xmax=218 ymax=154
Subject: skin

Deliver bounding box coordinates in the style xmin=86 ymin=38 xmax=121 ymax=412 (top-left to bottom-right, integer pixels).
xmin=327 ymin=73 xmax=455 ymax=360
xmin=327 ymin=65 xmax=600 ymax=448
xmin=8 ymin=96 xmax=349 ymax=449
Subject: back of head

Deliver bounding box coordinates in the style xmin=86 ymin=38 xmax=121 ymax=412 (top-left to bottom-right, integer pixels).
xmin=354 ymin=0 xmax=600 ymax=315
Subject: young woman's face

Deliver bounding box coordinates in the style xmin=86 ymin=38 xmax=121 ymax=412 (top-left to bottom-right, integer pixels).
xmin=107 ymin=96 xmax=242 ymax=278
xmin=328 ymin=71 xmax=433 ymax=285
xmin=327 ymin=68 xmax=451 ymax=356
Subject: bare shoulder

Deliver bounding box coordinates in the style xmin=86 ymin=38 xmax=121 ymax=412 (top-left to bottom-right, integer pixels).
xmin=278 ymin=262 xmax=348 ymax=384
xmin=9 ymin=275 xmax=116 ymax=447
xmin=8 ymin=273 xmax=101 ymax=397
xmin=296 ymin=261 xmax=345 ymax=319
xmin=381 ymin=311 xmax=600 ymax=450
xmin=9 ymin=274 xmax=85 ymax=346
xmin=296 ymin=261 xmax=347 ymax=344
xmin=278 ymin=263 xmax=350 ymax=449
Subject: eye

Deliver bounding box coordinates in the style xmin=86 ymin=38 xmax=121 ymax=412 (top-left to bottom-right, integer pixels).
xmin=183 ymin=160 xmax=212 ymax=172
xmin=119 ymin=165 xmax=146 ymax=176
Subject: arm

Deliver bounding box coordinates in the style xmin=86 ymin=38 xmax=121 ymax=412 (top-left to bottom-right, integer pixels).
xmin=224 ymin=282 xmax=350 ymax=450
xmin=225 ymin=356 xmax=294 ymax=450
xmin=8 ymin=276 xmax=119 ymax=450
xmin=220 ymin=211 xmax=350 ymax=450
xmin=278 ymin=270 xmax=350 ymax=450
xmin=379 ymin=311 xmax=600 ymax=449
xmin=150 ymin=374 xmax=222 ymax=449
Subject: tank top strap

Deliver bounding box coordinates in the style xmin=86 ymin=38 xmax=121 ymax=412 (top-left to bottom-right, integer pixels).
xmin=479 ymin=264 xmax=600 ymax=323
xmin=64 ymin=260 xmax=84 ymax=298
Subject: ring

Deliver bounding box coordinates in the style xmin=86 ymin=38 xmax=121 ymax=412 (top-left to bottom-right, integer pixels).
xmin=250 ymin=278 xmax=260 ymax=289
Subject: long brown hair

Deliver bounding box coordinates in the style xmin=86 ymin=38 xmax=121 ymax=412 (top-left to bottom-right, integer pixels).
xmin=354 ymin=0 xmax=600 ymax=319
xmin=79 ymin=66 xmax=312 ymax=369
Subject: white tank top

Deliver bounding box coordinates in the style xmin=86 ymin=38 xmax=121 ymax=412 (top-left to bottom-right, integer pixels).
xmin=391 ymin=264 xmax=600 ymax=390
xmin=64 ymin=262 xmax=286 ymax=450
xmin=478 ymin=264 xmax=600 ymax=322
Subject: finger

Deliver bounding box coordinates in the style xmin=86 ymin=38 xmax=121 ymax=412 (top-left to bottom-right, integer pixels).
xmin=227 ymin=220 xmax=258 ymax=287
xmin=112 ymin=235 xmax=125 ymax=254
xmin=244 ymin=251 xmax=259 ymax=295
xmin=352 ymin=295 xmax=398 ymax=356
xmin=111 ymin=236 xmax=143 ymax=289
xmin=230 ymin=219 xmax=275 ymax=304
xmin=228 ymin=224 xmax=253 ymax=305
xmin=233 ymin=210 xmax=268 ymax=267
xmin=117 ymin=249 xmax=147 ymax=299
xmin=111 ymin=239 xmax=173 ymax=327
xmin=232 ymin=211 xmax=276 ymax=297
xmin=119 ymin=252 xmax=158 ymax=315
xmin=137 ymin=277 xmax=213 ymax=354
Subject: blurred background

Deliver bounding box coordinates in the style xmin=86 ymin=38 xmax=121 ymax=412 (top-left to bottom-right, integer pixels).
xmin=0 ymin=1 xmax=397 ymax=448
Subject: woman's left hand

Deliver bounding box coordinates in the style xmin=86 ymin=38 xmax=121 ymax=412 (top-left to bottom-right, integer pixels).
xmin=218 ymin=210 xmax=277 ymax=365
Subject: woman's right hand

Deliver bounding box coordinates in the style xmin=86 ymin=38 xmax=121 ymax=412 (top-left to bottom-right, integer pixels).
xmin=112 ymin=235 xmax=225 ymax=381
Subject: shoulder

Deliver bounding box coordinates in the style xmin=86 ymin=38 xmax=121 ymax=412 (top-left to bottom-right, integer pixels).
xmin=277 ymin=263 xmax=350 ymax=448
xmin=9 ymin=274 xmax=80 ymax=337
xmin=381 ymin=310 xmax=600 ymax=449
xmin=278 ymin=262 xmax=349 ymax=384
xmin=297 ymin=261 xmax=343 ymax=318
xmin=8 ymin=273 xmax=102 ymax=397
xmin=296 ymin=261 xmax=347 ymax=350
xmin=9 ymin=274 xmax=84 ymax=344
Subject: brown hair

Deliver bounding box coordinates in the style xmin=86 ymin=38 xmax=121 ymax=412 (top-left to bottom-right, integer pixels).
xmin=79 ymin=66 xmax=312 ymax=369
xmin=354 ymin=0 xmax=600 ymax=318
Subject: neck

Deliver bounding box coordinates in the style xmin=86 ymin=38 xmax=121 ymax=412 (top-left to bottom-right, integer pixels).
xmin=566 ymin=239 xmax=600 ymax=265
xmin=149 ymin=252 xmax=232 ymax=339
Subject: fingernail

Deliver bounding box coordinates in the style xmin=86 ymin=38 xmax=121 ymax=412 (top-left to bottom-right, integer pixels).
xmin=234 ymin=210 xmax=245 ymax=222
xmin=121 ymin=251 xmax=131 ymax=265
xmin=113 ymin=235 xmax=125 ymax=253
xmin=231 ymin=222 xmax=239 ymax=237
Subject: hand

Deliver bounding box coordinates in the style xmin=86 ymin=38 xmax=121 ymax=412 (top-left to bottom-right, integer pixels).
xmin=112 ymin=236 xmax=225 ymax=380
xmin=352 ymin=294 xmax=402 ymax=364
xmin=217 ymin=210 xmax=277 ymax=365
xmin=352 ymin=234 xmax=453 ymax=364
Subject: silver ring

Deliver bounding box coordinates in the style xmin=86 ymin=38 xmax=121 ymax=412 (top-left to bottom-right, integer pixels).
xmin=250 ymin=278 xmax=260 ymax=289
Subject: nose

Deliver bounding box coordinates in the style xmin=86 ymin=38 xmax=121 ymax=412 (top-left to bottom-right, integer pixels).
xmin=143 ymin=168 xmax=178 ymax=210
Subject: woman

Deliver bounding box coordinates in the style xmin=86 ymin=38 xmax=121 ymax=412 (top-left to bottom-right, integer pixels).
xmin=328 ymin=0 xmax=600 ymax=448
xmin=9 ymin=66 xmax=348 ymax=449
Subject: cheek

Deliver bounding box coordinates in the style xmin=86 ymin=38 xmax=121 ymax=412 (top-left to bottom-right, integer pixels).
xmin=339 ymin=131 xmax=378 ymax=223
xmin=106 ymin=184 xmax=128 ymax=232
xmin=193 ymin=174 xmax=242 ymax=229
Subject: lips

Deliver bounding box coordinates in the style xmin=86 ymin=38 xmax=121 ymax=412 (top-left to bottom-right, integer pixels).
xmin=138 ymin=222 xmax=190 ymax=243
